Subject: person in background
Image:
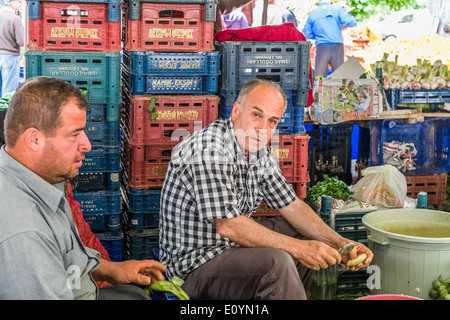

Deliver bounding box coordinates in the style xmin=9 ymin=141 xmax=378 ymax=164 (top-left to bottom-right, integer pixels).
xmin=159 ymin=78 xmax=373 ymax=300
xmin=302 ymin=0 xmax=356 ymax=77
xmin=252 ymin=0 xmax=298 ymax=27
xmin=0 ymin=77 xmax=166 ymax=299
xmin=0 ymin=0 xmax=24 ymax=96
xmin=222 ymin=7 xmax=249 ymax=30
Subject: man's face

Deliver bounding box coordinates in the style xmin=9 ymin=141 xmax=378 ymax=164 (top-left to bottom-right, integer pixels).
xmin=38 ymin=101 xmax=91 ymax=184
xmin=231 ymin=85 xmax=284 ymax=153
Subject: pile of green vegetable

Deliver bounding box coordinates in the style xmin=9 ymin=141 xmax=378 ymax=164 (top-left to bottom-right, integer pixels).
xmin=306 ymin=175 xmax=352 ymax=207
xmin=144 ymin=276 xmax=190 ymax=300
xmin=429 ymin=275 xmax=450 ymax=300
xmin=0 ymin=92 xmax=14 ymax=109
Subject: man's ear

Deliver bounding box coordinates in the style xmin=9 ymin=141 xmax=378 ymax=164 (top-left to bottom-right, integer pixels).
xmin=230 ymin=101 xmax=241 ymax=122
xmin=23 ymin=127 xmax=44 ymax=152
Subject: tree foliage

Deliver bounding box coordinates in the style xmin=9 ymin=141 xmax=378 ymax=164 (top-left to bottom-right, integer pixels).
xmin=346 ymin=0 xmax=426 ymax=21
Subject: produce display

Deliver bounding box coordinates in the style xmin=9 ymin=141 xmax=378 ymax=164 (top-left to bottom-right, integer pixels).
xmin=367 ymin=53 xmax=450 ymax=91
xmin=349 ymin=35 xmax=450 ymax=68
xmin=305 ymin=175 xmax=352 ymax=207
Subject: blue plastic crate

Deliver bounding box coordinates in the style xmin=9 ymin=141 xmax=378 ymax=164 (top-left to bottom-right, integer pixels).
xmin=219 ymin=89 xmax=305 ymax=134
xmin=82 ymin=211 xmax=121 ymax=232
xmin=28 ymin=0 xmax=123 ymax=22
xmin=96 ymin=231 xmax=124 ymax=262
xmin=127 ymin=188 xmax=161 ymax=213
xmin=123 ymin=50 xmax=220 ymax=76
xmin=122 ymin=65 xmax=219 ymax=95
xmin=216 ymin=41 xmax=311 ymax=106
xmin=25 ymin=51 xmax=122 ymax=104
xmin=88 ymin=102 xmax=121 ymax=122
xmin=73 ymin=147 xmax=121 ymax=191
xmin=86 ymin=119 xmax=120 ymax=148
xmin=124 ymin=228 xmax=159 ymax=260
xmin=126 ymin=0 xmax=217 ymax=22
xmin=369 ymin=118 xmax=450 ymax=174
xmin=73 ymin=190 xmax=122 ymax=214
xmin=386 ymin=89 xmax=450 ymax=111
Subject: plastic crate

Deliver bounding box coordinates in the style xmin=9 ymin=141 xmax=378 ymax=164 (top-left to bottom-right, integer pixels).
xmin=216 ymin=41 xmax=311 ymax=106
xmin=121 ymin=91 xmax=219 ymax=146
xmin=95 ymin=231 xmax=124 ymax=262
xmin=123 ymin=2 xmax=215 ymax=52
xmin=27 ymin=1 xmax=122 ymax=52
xmin=386 ymin=89 xmax=450 ymax=111
xmin=121 ymin=187 xmax=161 ymax=230
xmin=123 ymin=228 xmax=160 ymax=260
xmin=73 ymin=190 xmax=122 ymax=214
xmin=121 ymin=143 xmax=172 ymax=188
xmin=122 ymin=67 xmax=219 ymax=95
xmin=319 ymin=195 xmax=367 ymax=243
xmin=307 ymin=125 xmax=353 ymax=186
xmin=270 ymin=134 xmax=310 ymax=183
xmin=125 ymin=187 xmax=161 ymax=213
xmin=123 ymin=50 xmax=220 ymax=76
xmin=25 ymin=51 xmax=121 ymax=104
xmin=72 ymin=147 xmax=121 ymax=191
xmin=369 ymin=118 xmax=450 ymax=174
xmin=126 ymin=0 xmax=217 ymax=21
xmin=405 ymin=173 xmax=447 ymax=211
xmin=219 ymin=89 xmax=306 ymax=134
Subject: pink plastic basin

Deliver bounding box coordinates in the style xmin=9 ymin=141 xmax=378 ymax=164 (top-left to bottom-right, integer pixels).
xmin=357 ymin=294 xmax=423 ymax=300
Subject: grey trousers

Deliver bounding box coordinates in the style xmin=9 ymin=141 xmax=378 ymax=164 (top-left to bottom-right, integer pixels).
xmin=98 ymin=284 xmax=150 ymax=300
xmin=314 ymin=43 xmax=345 ymax=77
xmin=181 ymin=217 xmax=314 ymax=300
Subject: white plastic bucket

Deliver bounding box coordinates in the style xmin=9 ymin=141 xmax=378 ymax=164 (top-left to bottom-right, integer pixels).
xmin=362 ymin=208 xmax=450 ymax=300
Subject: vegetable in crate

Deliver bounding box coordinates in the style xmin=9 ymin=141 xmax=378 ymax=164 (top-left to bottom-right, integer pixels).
xmin=306 ymin=175 xmax=352 ymax=207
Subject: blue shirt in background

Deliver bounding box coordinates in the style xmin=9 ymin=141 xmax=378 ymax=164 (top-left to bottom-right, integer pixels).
xmin=302 ymin=2 xmax=356 ymax=46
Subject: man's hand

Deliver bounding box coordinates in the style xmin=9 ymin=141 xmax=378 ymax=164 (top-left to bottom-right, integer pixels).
xmin=340 ymin=242 xmax=374 ymax=271
xmin=93 ymin=258 xmax=167 ymax=286
xmin=290 ymin=240 xmax=342 ymax=271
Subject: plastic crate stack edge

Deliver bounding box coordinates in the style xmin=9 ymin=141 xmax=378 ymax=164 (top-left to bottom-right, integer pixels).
xmin=120 ymin=1 xmax=220 ymax=274
xmin=25 ymin=0 xmax=126 ymax=261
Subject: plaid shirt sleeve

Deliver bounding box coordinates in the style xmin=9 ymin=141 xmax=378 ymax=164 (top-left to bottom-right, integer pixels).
xmin=258 ymin=151 xmax=298 ymax=210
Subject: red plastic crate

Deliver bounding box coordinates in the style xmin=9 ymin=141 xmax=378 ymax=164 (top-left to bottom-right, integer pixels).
xmin=123 ymin=2 xmax=215 ymax=52
xmin=121 ymin=92 xmax=219 ymax=146
xmin=270 ymin=134 xmax=310 ymax=183
xmin=28 ymin=2 xmax=122 ymax=52
xmin=405 ymin=173 xmax=447 ymax=210
xmin=123 ymin=143 xmax=173 ymax=189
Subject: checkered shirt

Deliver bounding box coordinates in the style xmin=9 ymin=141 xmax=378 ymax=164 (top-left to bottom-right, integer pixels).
xmin=159 ymin=118 xmax=297 ymax=279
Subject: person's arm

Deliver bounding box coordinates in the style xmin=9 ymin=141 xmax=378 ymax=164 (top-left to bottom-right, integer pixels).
xmin=214 ymin=213 xmax=343 ymax=270
xmin=91 ymin=258 xmax=167 ymax=285
xmin=339 ymin=7 xmax=356 ymax=28
xmin=279 ymin=198 xmax=374 ymax=270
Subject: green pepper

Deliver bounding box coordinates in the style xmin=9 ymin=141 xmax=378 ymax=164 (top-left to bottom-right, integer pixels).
xmin=149 ymin=276 xmax=190 ymax=300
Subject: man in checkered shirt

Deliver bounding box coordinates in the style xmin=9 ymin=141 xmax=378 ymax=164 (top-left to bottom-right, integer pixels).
xmin=159 ymin=79 xmax=373 ymax=299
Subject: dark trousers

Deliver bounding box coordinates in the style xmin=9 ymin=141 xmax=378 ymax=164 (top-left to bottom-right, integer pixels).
xmin=98 ymin=284 xmax=150 ymax=300
xmin=314 ymin=43 xmax=345 ymax=77
xmin=181 ymin=217 xmax=314 ymax=300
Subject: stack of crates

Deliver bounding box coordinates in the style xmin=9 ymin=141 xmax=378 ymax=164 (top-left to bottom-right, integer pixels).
xmin=25 ymin=0 xmax=124 ymax=261
xmin=214 ymin=38 xmax=312 ymax=219
xmin=119 ymin=0 xmax=220 ymax=261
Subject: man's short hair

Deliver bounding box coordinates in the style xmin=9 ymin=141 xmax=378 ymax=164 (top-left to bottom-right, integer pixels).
xmin=236 ymin=78 xmax=287 ymax=111
xmin=4 ymin=76 xmax=88 ymax=147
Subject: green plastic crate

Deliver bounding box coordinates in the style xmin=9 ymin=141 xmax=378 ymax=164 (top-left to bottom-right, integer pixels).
xmin=25 ymin=51 xmax=121 ymax=104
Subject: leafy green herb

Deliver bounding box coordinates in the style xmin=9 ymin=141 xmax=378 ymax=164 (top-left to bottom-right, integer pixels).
xmin=306 ymin=175 xmax=352 ymax=207
xmin=147 ymin=96 xmax=159 ymax=122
